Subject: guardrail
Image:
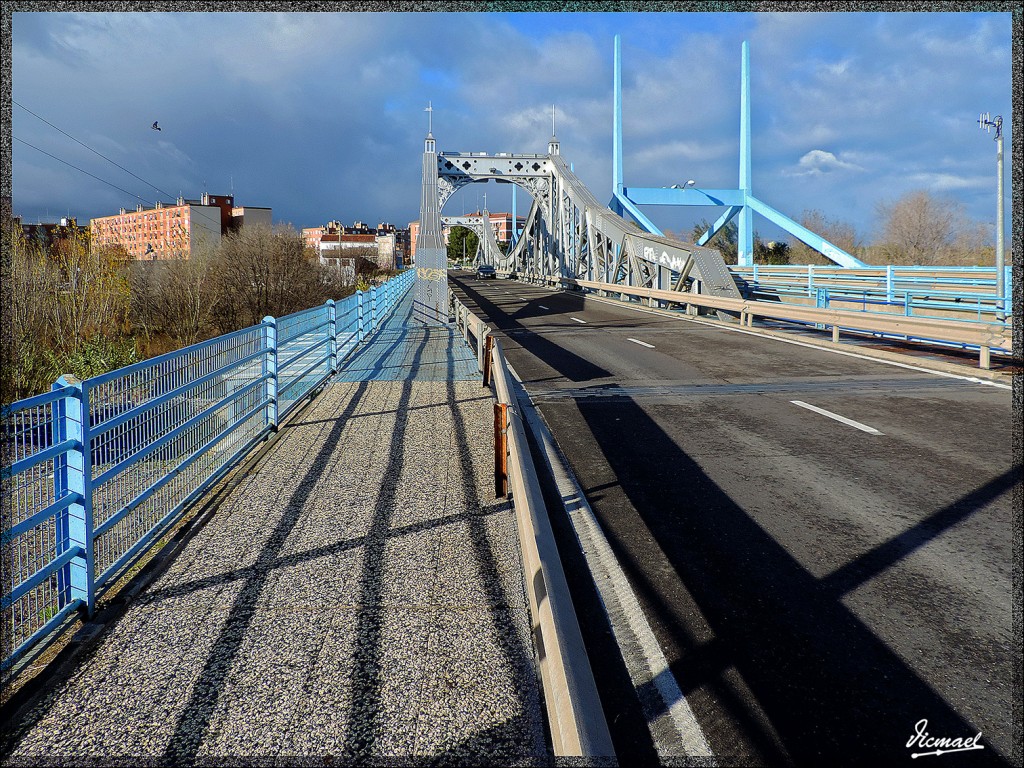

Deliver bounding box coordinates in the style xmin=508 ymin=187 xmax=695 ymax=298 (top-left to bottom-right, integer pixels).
xmin=730 ymin=264 xmax=1012 ymax=324
xmin=506 ymin=271 xmax=1012 ymax=369
xmin=1 ymin=270 xmax=414 ymax=673
xmin=448 ymin=287 xmax=614 ymax=759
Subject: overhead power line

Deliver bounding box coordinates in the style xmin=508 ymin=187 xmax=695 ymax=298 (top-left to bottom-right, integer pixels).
xmin=14 ymin=99 xmax=176 ymax=200
xmin=14 ymin=135 xmax=152 ymax=206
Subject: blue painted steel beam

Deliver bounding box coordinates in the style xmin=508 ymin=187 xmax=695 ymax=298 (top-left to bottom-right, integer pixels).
xmin=0 ymin=599 xmax=83 ymax=672
xmin=746 ymin=196 xmax=865 ymax=268
xmin=613 ymin=34 xmax=624 ymax=195
xmin=696 ymin=206 xmax=744 ymax=247
xmin=53 ymin=377 xmax=93 ymax=615
xmin=613 ymin=191 xmax=663 ymax=236
xmin=611 ymin=37 xmax=866 ymax=269
xmin=0 ymin=545 xmax=85 ymax=610
xmin=624 ymin=187 xmax=745 ymax=207
xmin=5 ymin=437 xmax=80 ymax=480
xmin=5 ymin=491 xmax=84 ymax=541
xmin=738 ymin=40 xmax=753 ymax=266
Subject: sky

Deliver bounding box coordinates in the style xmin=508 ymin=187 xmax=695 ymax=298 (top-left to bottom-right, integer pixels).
xmin=7 ymin=8 xmax=1015 ymax=246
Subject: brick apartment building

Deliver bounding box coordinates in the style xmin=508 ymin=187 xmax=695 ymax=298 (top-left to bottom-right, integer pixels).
xmin=90 ymin=193 xmax=271 ymax=260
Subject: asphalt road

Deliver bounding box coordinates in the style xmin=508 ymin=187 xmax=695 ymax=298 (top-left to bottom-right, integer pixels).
xmin=449 ymin=271 xmax=1018 ymax=767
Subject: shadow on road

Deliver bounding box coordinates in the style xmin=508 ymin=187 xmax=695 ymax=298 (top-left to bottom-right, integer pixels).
xmin=570 ymin=393 xmax=1014 ymax=766
xmin=452 ymin=275 xmax=610 ymax=383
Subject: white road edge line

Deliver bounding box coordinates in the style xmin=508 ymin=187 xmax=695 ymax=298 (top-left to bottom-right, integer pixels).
xmin=790 ymin=400 xmax=883 ymax=435
xmin=511 ymin=377 xmax=716 ymax=761
xmin=571 ymin=317 xmax=587 ymax=324
xmin=575 ymin=293 xmax=1011 ymax=390
xmin=539 ymin=305 xmax=550 ymax=310
xmin=627 ymin=338 xmax=655 ymax=349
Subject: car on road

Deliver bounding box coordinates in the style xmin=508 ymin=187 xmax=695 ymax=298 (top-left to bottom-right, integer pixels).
xmin=476 ymin=264 xmax=497 ymax=280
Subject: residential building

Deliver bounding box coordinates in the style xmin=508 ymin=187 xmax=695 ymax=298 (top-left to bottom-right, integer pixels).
xmin=302 ymin=220 xmax=410 ymax=271
xmin=13 ymin=216 xmax=90 ymax=251
xmin=90 ymin=193 xmax=272 ymax=260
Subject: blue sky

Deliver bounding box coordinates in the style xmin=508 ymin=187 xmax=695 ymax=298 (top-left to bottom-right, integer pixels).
xmin=9 ymin=9 xmax=1014 ymax=246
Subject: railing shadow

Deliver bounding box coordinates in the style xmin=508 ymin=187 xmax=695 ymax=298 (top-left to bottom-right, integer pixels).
xmin=452 ymin=277 xmax=610 ymax=384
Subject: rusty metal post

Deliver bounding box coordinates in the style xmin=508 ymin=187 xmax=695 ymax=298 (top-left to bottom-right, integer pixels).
xmin=494 ymin=402 xmax=508 ymax=498
xmin=483 ymin=335 xmax=494 ymax=387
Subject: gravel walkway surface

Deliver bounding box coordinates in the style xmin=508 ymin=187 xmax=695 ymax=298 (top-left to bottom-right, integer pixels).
xmin=2 ymin=296 xmax=550 ymax=766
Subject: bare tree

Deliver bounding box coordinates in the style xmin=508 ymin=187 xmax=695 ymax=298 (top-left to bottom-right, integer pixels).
xmin=3 ymin=224 xmax=133 ymax=400
xmin=210 ymin=225 xmax=344 ymax=332
xmin=874 ymin=190 xmax=966 ymax=265
xmin=131 ymin=243 xmax=220 ymax=348
xmin=789 ymin=210 xmax=862 ymax=266
xmin=3 ymin=227 xmax=53 ymax=400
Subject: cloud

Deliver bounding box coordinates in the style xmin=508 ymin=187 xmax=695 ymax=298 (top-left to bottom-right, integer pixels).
xmin=9 ymin=10 xmax=1012 ymax=244
xmin=785 ymin=150 xmax=866 ymax=177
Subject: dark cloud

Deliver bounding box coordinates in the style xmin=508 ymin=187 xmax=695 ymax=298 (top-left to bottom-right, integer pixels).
xmin=10 ymin=10 xmax=1013 ymax=245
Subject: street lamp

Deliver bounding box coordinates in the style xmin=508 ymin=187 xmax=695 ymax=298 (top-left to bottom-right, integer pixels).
xmin=978 ymin=112 xmax=1005 ymax=321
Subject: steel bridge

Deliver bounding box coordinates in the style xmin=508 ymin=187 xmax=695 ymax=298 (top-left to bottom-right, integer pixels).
xmin=1 ymin=33 xmax=1016 ymax=767
xmin=415 ymin=35 xmax=1011 ymax=368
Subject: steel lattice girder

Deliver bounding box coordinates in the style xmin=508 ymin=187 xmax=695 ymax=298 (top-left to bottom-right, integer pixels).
xmin=436 ymin=150 xmax=740 ymax=298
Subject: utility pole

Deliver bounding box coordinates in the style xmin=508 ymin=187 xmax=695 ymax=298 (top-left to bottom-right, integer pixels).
xmin=978 ymin=113 xmax=1005 ymax=321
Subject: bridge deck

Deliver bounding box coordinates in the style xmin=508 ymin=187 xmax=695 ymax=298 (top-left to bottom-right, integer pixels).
xmin=3 ymin=289 xmax=549 ymax=764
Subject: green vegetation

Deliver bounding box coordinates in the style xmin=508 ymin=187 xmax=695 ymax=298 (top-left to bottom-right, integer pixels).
xmin=446 ymin=226 xmax=479 ymax=265
xmin=2 ymin=223 xmax=386 ymax=403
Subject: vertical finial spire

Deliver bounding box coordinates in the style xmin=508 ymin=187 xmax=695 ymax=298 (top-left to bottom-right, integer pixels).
xmin=426 ymin=101 xmax=433 ymax=134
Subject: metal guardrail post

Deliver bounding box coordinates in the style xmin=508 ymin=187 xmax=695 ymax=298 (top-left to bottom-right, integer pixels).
xmin=494 ymin=402 xmax=508 ymax=498
xmin=263 ymin=316 xmax=278 ymax=430
xmin=477 ymin=320 xmax=486 ymax=373
xmin=370 ymin=286 xmax=378 ymax=330
xmin=52 ymin=375 xmax=96 ymax=617
xmin=327 ymin=300 xmax=337 ymax=373
xmin=483 ymin=335 xmax=494 ymax=388
xmin=808 ymin=264 xmax=815 ymax=298
xmin=357 ymin=290 xmax=365 ymax=342
xmin=886 ymin=265 xmax=894 ymax=303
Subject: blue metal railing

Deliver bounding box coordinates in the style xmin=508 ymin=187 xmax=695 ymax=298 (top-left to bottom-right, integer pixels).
xmin=1 ymin=270 xmax=415 ymax=671
xmin=730 ymin=265 xmax=1012 ymax=325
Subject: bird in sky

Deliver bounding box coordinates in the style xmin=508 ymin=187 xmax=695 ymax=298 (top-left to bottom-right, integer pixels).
xmin=152 ymin=121 xmax=161 ymax=131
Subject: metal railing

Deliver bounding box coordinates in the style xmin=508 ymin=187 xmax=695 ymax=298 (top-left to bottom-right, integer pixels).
xmin=447 ymin=286 xmax=614 ymax=759
xmin=730 ymin=265 xmax=1013 ymax=324
xmin=1 ymin=270 xmax=414 ymax=672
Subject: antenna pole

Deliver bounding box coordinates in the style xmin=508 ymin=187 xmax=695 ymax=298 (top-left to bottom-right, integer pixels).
xmin=978 ymin=112 xmax=1005 ymax=320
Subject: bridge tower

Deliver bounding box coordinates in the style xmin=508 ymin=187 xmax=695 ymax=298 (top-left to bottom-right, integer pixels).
xmin=414 ymin=106 xmax=447 ymax=324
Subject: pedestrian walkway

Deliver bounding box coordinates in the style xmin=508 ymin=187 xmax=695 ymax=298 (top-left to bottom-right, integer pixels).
xmin=2 ymin=288 xmax=550 ymax=765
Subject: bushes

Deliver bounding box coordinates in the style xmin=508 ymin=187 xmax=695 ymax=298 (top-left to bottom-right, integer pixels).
xmin=2 ymin=222 xmax=360 ymax=403
xmin=3 ymin=224 xmax=133 ymax=402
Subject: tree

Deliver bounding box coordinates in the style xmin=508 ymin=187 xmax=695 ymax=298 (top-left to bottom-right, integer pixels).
xmin=789 ymin=210 xmax=861 ymax=266
xmin=691 ymin=219 xmax=738 ymax=264
xmin=447 ymin=226 xmax=479 ymax=264
xmin=754 ymin=239 xmax=791 ymax=265
xmin=3 ymin=225 xmax=53 ymax=401
xmin=2 ymin=222 xmax=134 ymax=400
xmin=874 ymin=190 xmax=966 ymax=265
xmin=210 ymin=225 xmax=339 ymax=331
xmin=130 ymin=243 xmax=220 ymax=349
